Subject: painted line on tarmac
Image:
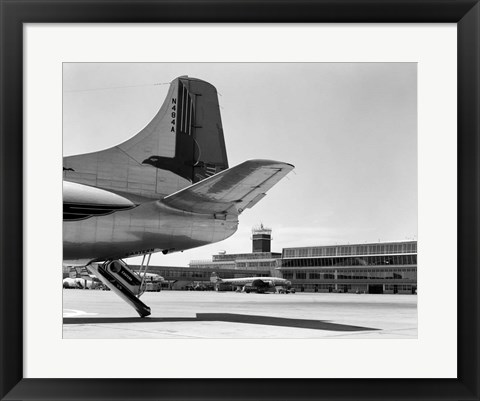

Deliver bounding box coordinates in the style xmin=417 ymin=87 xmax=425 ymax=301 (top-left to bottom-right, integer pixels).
xmin=63 ymin=309 xmax=99 ymax=318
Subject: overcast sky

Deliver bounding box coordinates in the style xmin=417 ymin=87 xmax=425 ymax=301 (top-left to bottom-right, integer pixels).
xmin=63 ymin=63 xmax=417 ymax=266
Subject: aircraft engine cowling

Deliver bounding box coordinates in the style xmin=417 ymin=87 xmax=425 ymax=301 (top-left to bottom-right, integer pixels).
xmin=63 ymin=181 xmax=136 ymax=222
xmin=251 ymin=279 xmax=274 ymax=288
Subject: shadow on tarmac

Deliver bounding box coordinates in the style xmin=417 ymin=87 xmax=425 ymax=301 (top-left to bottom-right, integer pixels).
xmin=63 ymin=313 xmax=378 ymax=332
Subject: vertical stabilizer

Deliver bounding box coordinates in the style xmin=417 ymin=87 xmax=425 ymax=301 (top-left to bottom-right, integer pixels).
xmin=135 ymin=76 xmax=229 ymax=183
xmin=64 ymin=76 xmax=229 ymax=198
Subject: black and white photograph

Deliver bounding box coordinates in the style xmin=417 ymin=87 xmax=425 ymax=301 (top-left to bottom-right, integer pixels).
xmin=62 ymin=62 xmax=417 ymax=339
xmin=3 ymin=0 xmax=479 ymax=397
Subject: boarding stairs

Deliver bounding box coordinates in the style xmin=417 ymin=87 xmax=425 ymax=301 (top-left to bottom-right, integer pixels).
xmin=88 ymin=255 xmax=152 ymax=317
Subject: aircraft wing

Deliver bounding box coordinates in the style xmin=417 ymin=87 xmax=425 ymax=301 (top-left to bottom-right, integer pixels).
xmin=162 ymin=159 xmax=294 ymax=214
xmin=251 ymin=279 xmax=271 ymax=288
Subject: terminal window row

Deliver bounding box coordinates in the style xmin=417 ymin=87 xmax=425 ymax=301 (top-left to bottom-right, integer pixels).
xmin=282 ymin=269 xmax=417 ymax=280
xmin=280 ymin=255 xmax=417 ymax=268
xmin=294 ymin=284 xmax=415 ymax=292
xmin=189 ymin=263 xmax=235 ymax=269
xmin=385 ymin=285 xmax=414 ymax=291
xmin=213 ymin=253 xmax=281 ymax=261
xmin=235 ymin=261 xmax=277 ymax=268
xmin=281 ymin=268 xmax=417 ymax=273
xmin=283 ymin=242 xmax=417 ymax=258
xmin=156 ymin=270 xmax=271 ymax=279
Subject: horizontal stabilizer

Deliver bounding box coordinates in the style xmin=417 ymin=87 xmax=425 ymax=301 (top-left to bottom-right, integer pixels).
xmin=162 ymin=160 xmax=294 ymax=214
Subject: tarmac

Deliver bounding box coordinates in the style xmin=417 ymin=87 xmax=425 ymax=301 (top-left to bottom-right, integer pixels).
xmin=63 ymin=290 xmax=417 ymax=339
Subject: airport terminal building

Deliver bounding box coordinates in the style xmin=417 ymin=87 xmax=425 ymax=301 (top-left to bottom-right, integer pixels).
xmin=149 ymin=226 xmax=418 ymax=294
xmin=278 ymin=241 xmax=417 ymax=294
xmin=146 ymin=252 xmax=278 ymax=290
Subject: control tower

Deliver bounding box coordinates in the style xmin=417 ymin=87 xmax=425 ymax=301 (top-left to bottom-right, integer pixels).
xmin=252 ymin=224 xmax=272 ymax=253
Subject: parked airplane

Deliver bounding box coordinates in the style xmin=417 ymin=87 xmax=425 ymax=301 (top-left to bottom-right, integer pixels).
xmin=63 ymin=266 xmax=103 ymax=289
xmin=62 ymin=277 xmax=98 ymax=289
xmin=137 ymin=272 xmax=164 ymax=282
xmin=210 ymin=273 xmax=293 ymax=294
xmin=63 ymin=76 xmax=294 ymax=317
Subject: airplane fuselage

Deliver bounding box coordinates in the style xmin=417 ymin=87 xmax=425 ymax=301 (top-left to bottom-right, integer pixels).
xmin=63 ymin=199 xmax=238 ymax=265
xmin=221 ymin=277 xmax=289 ymax=286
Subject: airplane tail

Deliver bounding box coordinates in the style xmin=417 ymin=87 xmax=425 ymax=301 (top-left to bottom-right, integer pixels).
xmin=210 ymin=273 xmax=222 ymax=284
xmin=64 ymin=76 xmax=229 ymax=198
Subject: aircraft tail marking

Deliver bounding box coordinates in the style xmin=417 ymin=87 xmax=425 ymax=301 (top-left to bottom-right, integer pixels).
xmin=119 ymin=76 xmax=229 ymax=183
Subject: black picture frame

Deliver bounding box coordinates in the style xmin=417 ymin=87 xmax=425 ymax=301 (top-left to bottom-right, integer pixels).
xmin=1 ymin=1 xmax=479 ymax=400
